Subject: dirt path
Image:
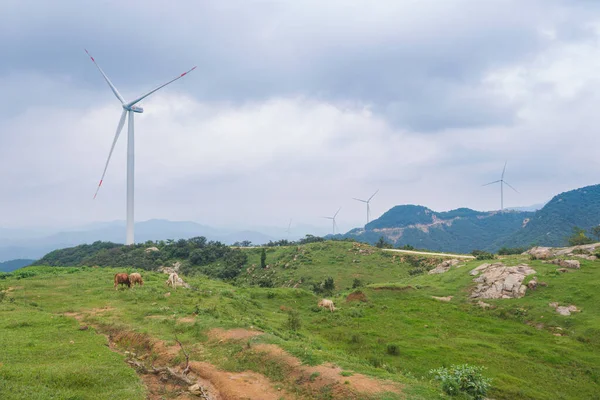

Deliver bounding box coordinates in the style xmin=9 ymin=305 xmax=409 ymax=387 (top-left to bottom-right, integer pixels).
xmin=62 ymin=311 xmax=402 ymax=400
xmin=382 ymin=248 xmax=475 ymax=259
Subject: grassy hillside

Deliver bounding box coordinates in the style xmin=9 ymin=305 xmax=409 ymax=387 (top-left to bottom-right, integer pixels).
xmin=500 ymin=184 xmax=600 ymax=248
xmin=2 ymin=243 xmax=600 ymax=399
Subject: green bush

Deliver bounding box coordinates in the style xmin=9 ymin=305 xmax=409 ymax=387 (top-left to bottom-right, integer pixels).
xmin=286 ymin=310 xmax=302 ymax=331
xmin=430 ymin=364 xmax=492 ymax=400
xmin=497 ymin=247 xmax=526 ymax=255
xmin=471 ymin=250 xmax=495 ymax=260
xmin=386 ymin=344 xmax=400 ymax=356
xmin=352 ymin=278 xmax=362 ymax=289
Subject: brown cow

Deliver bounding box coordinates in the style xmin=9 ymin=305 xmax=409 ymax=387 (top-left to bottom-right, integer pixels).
xmin=114 ymin=273 xmax=131 ymax=290
xmin=129 ymin=273 xmax=143 ymax=287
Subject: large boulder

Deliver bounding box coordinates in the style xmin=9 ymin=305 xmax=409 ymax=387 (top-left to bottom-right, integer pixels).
xmin=549 ymin=259 xmax=581 ymax=269
xmin=428 ymin=259 xmax=460 ymax=274
xmin=470 ymin=263 xmax=536 ymax=299
xmin=525 ymin=247 xmax=552 ymax=260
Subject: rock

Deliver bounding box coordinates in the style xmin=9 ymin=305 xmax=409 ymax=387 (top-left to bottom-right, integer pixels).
xmin=470 ymin=263 xmax=536 ymax=299
xmin=188 ymin=383 xmax=204 ymax=396
xmin=556 ymin=268 xmax=569 ymax=273
xmin=432 ymin=296 xmax=453 ymax=302
xmin=428 ymin=259 xmax=460 ymax=274
xmin=470 ymin=263 xmax=491 ymax=276
xmin=538 ymin=281 xmax=548 ymax=287
xmin=164 ymin=292 xmax=171 ymax=297
xmin=477 ymin=301 xmax=492 ymax=309
xmin=550 ymin=259 xmax=581 ymax=269
xmin=527 ymin=280 xmax=538 ymax=291
xmin=78 ymin=326 xmax=89 ymax=331
xmin=145 ymin=247 xmax=159 ymax=253
xmin=526 ymin=246 xmax=552 ymax=259
xmin=549 ymin=302 xmax=580 ymax=316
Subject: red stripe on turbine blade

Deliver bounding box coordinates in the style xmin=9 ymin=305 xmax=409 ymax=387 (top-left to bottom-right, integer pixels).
xmin=99 ymin=179 xmax=103 ymax=186
xmin=180 ymin=72 xmax=186 ymax=77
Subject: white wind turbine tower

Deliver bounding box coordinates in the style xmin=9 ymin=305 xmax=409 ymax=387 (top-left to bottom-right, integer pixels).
xmin=85 ymin=50 xmax=196 ymax=245
xmin=323 ymin=208 xmax=341 ymax=235
xmin=285 ymin=219 xmax=292 ymax=240
xmin=353 ymin=189 xmax=379 ymax=225
xmin=482 ymin=161 xmax=518 ymax=211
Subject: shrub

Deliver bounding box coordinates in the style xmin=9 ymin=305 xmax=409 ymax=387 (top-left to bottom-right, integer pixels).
xmin=497 ymin=247 xmax=526 ymax=255
xmin=352 ymin=278 xmax=363 ymax=289
xmin=471 ymin=250 xmax=495 ymax=260
xmin=286 ymin=310 xmax=301 ymax=331
xmin=386 ymin=344 xmax=400 ymax=356
xmin=430 ymin=364 xmax=492 ymax=400
xmin=567 ymin=227 xmax=594 ymax=246
xmin=409 ymin=267 xmax=425 ymax=276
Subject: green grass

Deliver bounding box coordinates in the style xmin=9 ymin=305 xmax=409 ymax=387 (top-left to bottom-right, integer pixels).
xmin=1 ymin=247 xmax=600 ymax=399
xmin=0 ymin=297 xmax=145 ymax=399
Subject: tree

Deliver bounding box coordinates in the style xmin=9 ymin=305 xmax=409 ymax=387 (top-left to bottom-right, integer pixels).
xmin=260 ymin=248 xmax=267 ymax=268
xmin=241 ymin=240 xmax=252 ymax=247
xmin=567 ymin=226 xmax=594 ymax=246
xmin=591 ymin=226 xmax=600 ymax=242
xmin=375 ymin=236 xmax=392 ymax=249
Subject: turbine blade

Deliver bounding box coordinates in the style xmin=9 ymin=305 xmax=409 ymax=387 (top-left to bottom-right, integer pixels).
xmin=504 ymin=181 xmax=519 ymax=193
xmin=352 ymin=198 xmax=367 ymax=203
xmin=93 ymin=110 xmax=127 ymax=199
xmin=126 ymin=66 xmax=197 ymax=107
xmin=85 ymin=49 xmax=125 ymax=104
xmin=368 ymin=189 xmax=379 ymax=202
xmin=334 ymin=207 xmax=342 ymax=218
xmin=502 ymin=161 xmax=507 ymax=180
xmin=482 ymin=180 xmax=501 ymax=186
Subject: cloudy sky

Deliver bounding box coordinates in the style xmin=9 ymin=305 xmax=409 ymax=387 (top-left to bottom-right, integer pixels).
xmin=1 ymin=0 xmax=600 ymax=234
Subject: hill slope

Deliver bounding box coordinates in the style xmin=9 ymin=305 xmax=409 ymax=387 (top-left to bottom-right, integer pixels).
xmin=3 ymin=242 xmax=600 ymax=399
xmin=342 ymin=184 xmax=600 ymax=252
xmin=499 ymin=184 xmax=600 ymax=248
xmin=342 ymin=206 xmax=532 ymax=253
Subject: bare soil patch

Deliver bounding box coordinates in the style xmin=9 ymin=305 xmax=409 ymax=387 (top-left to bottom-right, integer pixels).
xmin=208 ymin=328 xmax=264 ymax=342
xmin=346 ymin=291 xmax=368 ymax=302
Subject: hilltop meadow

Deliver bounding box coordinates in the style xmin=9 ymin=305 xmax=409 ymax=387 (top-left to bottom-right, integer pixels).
xmin=1 ymin=240 xmax=600 ymax=399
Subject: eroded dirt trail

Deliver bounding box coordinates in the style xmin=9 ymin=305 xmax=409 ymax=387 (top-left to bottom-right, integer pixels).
xmin=63 ymin=310 xmax=402 ymax=400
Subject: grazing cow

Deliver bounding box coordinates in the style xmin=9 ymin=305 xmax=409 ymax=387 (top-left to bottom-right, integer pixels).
xmin=129 ymin=273 xmax=143 ymax=287
xmin=318 ymin=299 xmax=336 ymax=312
xmin=114 ymin=273 xmax=131 ymax=290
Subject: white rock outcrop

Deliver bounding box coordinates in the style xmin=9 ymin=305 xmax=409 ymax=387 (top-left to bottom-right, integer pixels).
xmin=428 ymin=259 xmax=460 ymax=274
xmin=470 ymin=263 xmax=536 ymax=299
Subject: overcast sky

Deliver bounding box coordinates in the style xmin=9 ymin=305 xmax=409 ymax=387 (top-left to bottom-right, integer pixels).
xmin=1 ymin=0 xmax=600 ymax=233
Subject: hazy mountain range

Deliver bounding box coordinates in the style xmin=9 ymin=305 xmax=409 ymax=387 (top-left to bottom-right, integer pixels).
xmin=338 ymin=184 xmax=600 ymax=253
xmin=0 ymin=220 xmax=325 ymax=262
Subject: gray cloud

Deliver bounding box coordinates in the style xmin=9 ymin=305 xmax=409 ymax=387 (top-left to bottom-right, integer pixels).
xmin=2 ymin=0 xmax=600 ymax=233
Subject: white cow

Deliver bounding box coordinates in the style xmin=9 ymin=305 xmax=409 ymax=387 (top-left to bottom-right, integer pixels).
xmin=318 ymin=299 xmax=336 ymax=312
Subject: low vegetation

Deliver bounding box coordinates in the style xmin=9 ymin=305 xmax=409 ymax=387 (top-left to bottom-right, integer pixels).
xmin=2 ymin=240 xmax=600 ymax=399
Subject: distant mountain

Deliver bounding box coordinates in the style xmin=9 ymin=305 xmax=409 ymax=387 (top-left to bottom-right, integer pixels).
xmin=341 ymin=206 xmax=533 ymax=253
xmin=0 ymin=219 xmax=276 ymax=262
xmin=499 ymin=184 xmax=600 ymax=248
xmin=341 ymin=184 xmax=600 ymax=253
xmin=0 ymin=259 xmax=34 ymax=272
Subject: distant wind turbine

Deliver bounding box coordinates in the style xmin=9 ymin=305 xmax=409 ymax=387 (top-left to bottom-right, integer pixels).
xmin=353 ymin=189 xmax=379 ymax=225
xmin=85 ymin=50 xmax=196 ymax=245
xmin=482 ymin=161 xmax=518 ymax=211
xmin=285 ymin=219 xmax=292 ymax=239
xmin=323 ymin=208 xmax=342 ymax=235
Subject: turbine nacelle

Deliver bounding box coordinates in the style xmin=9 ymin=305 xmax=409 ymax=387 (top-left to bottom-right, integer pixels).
xmin=125 ymin=105 xmax=144 ymax=113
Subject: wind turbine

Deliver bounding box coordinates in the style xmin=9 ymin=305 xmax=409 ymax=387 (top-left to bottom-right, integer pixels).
xmin=323 ymin=208 xmax=341 ymax=235
xmin=482 ymin=161 xmax=518 ymax=211
xmin=285 ymin=219 xmax=292 ymax=240
xmin=85 ymin=50 xmax=196 ymax=245
xmin=353 ymin=189 xmax=379 ymax=225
